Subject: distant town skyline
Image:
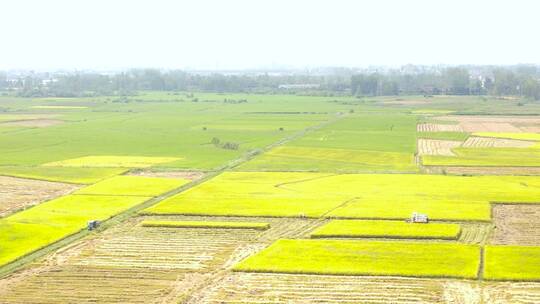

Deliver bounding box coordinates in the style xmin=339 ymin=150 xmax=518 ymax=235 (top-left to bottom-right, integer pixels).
xmin=1 ymin=0 xmax=539 ymax=70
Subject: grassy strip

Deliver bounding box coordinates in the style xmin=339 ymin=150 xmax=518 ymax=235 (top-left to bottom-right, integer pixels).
xmin=311 ymin=220 xmax=461 ymax=240
xmin=484 ymin=245 xmax=540 ymax=281
xmin=140 ymin=220 xmax=269 ymax=230
xmin=74 ymin=175 xmax=190 ymax=197
xmin=42 ymin=155 xmax=181 ymax=168
xmin=234 ymin=239 xmax=480 ymax=279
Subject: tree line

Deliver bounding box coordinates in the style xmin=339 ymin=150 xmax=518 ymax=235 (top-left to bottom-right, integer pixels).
xmin=1 ymin=65 xmax=539 ymax=100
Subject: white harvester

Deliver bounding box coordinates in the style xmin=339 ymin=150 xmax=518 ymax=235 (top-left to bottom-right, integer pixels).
xmin=410 ymin=212 xmax=429 ymax=223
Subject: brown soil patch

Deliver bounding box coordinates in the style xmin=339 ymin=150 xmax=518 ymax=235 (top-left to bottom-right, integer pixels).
xmin=519 ymin=126 xmax=540 ymax=132
xmin=128 ymin=170 xmax=205 ymax=180
xmin=0 ymin=176 xmax=79 ymax=217
xmin=0 ymin=119 xmax=64 ymax=128
xmin=417 ymin=123 xmax=463 ymax=132
xmin=437 ymin=115 xmax=540 ymax=133
xmin=418 ymin=139 xmax=462 ymax=156
xmin=490 ymin=204 xmax=540 ymax=245
xmin=463 ymin=136 xmax=535 ymax=148
xmin=423 ymin=166 xmax=540 ymax=176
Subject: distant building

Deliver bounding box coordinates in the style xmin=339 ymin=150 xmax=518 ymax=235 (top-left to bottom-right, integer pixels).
xmin=278 ymin=84 xmax=320 ymax=89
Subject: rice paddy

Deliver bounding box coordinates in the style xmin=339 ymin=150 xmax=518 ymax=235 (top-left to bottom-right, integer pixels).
xmin=310 ymin=220 xmax=462 ymax=240
xmin=484 ymin=245 xmax=540 ymax=281
xmin=145 ymin=172 xmax=540 ymax=220
xmin=234 ymin=239 xmax=481 ymax=279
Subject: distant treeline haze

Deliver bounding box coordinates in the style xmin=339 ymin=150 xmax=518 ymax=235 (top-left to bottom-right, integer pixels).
xmin=1 ymin=66 xmax=539 ymax=100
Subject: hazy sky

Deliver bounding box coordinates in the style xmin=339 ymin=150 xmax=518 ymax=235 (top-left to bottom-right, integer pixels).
xmin=1 ymin=0 xmax=539 ymax=70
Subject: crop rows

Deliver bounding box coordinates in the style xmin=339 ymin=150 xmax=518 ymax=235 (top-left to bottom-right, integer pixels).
xmin=192 ymin=272 xmax=447 ymax=303
xmin=458 ymin=223 xmax=492 ymax=244
xmin=417 ymin=123 xmax=463 ymax=132
xmin=462 ymin=137 xmax=535 ymax=148
xmin=417 ymin=139 xmax=462 ymax=156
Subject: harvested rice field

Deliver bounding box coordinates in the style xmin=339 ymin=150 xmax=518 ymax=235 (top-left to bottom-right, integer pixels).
xmin=462 ymin=136 xmax=536 ymax=148
xmin=0 ymin=176 xmax=79 ymax=217
xmin=491 ymin=204 xmax=540 ymax=245
xmin=191 ymin=272 xmax=540 ymax=304
xmin=417 ymin=123 xmax=464 ymax=132
xmin=417 ymin=138 xmax=462 ymax=156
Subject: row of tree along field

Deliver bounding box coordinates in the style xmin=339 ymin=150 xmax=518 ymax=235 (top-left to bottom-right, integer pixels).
xmin=1 ymin=65 xmax=539 ymax=100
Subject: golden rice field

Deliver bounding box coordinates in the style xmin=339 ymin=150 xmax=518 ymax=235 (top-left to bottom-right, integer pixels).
xmin=145 ymin=172 xmax=540 ymax=221
xmin=234 ymin=239 xmax=481 ymax=279
xmin=310 ymin=220 xmax=461 ymax=240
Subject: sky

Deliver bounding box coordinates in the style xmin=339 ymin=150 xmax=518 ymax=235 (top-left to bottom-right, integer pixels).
xmin=1 ymin=0 xmax=539 ymax=70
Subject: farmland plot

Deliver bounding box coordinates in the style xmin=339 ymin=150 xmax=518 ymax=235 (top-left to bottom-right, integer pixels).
xmin=74 ymin=175 xmax=189 ymax=197
xmin=0 ymin=195 xmax=149 ymax=267
xmin=311 ymin=220 xmax=461 ymax=240
xmin=484 ymin=245 xmax=540 ymax=281
xmin=146 ymin=172 xmax=540 ymax=221
xmin=417 ymin=123 xmax=463 ymax=132
xmin=0 ymin=166 xmax=127 ymax=184
xmin=423 ymin=147 xmax=540 ymax=167
xmin=0 ymin=216 xmax=325 ymax=303
xmin=417 ymin=139 xmax=462 ymax=156
xmin=436 ymin=116 xmax=540 ymax=133
xmin=483 ymin=282 xmax=540 ymax=303
xmin=239 ymin=114 xmax=418 ymax=172
xmin=234 ymin=239 xmax=481 ymax=279
xmin=462 ymin=136 xmax=535 ymax=148
xmin=491 ymin=204 xmax=540 ymax=245
xmin=192 ymin=272 xmax=451 ymax=304
xmin=0 ymin=176 xmax=79 ymax=217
